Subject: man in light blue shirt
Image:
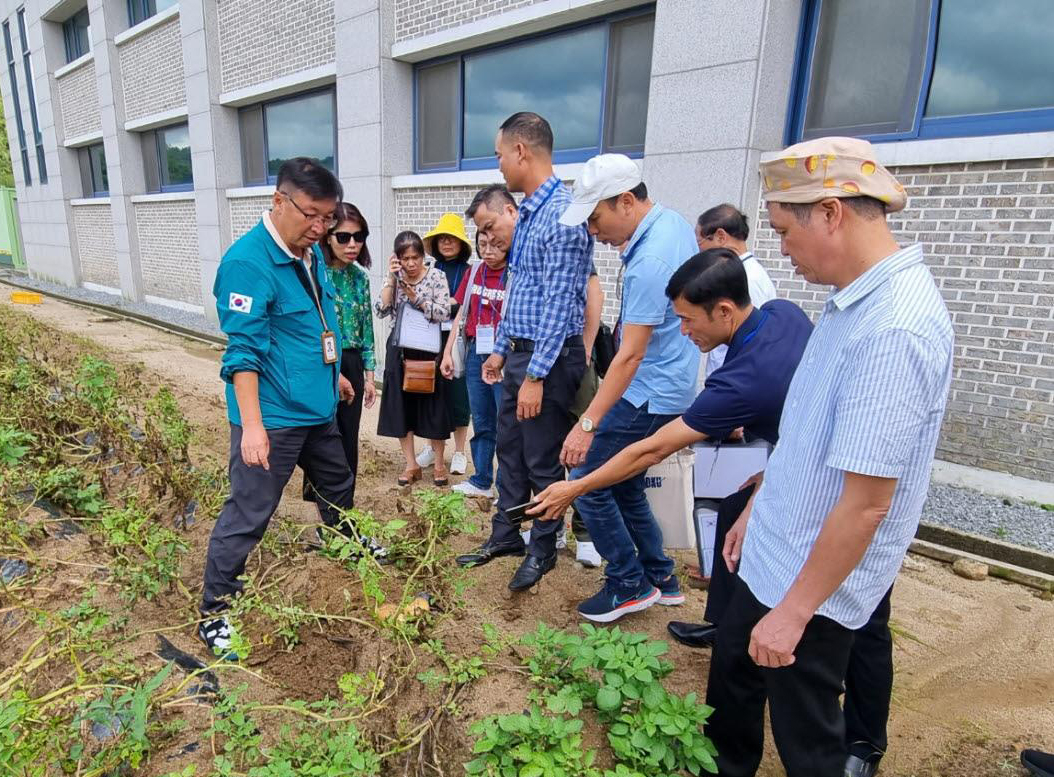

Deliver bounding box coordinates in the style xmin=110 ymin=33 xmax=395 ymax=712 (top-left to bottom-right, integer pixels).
xmin=558 ymin=153 xmax=699 ymax=623
xmin=706 ymin=137 xmax=953 ymax=777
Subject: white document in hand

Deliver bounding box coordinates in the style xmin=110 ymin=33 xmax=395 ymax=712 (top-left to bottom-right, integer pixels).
xmin=398 ymin=304 xmax=442 ymax=353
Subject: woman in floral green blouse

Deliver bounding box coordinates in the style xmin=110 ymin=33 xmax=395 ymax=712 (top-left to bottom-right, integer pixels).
xmin=309 ymin=201 xmax=376 ymax=505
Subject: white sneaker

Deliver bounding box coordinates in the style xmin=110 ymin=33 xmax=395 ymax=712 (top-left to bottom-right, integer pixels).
xmin=416 ymin=447 xmax=435 ymax=468
xmin=198 ymin=615 xmax=236 ymax=658
xmin=453 ymin=481 xmax=495 ymax=498
xmin=575 ymin=540 xmax=602 ymax=568
xmin=450 ymin=451 xmax=468 ymax=475
xmin=556 ymin=527 xmax=568 ymax=550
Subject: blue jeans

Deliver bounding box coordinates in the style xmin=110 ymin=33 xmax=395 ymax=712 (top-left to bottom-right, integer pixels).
xmin=571 ymin=398 xmax=678 ymax=591
xmin=465 ymin=346 xmax=504 ymax=489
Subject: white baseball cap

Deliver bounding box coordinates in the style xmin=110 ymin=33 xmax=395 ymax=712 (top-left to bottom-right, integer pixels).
xmin=558 ymin=153 xmax=643 ymax=226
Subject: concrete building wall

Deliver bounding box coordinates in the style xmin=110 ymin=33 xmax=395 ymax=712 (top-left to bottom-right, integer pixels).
xmin=55 ymin=57 xmax=100 ymax=140
xmin=229 ymin=195 xmax=272 ymax=242
xmin=71 ymin=203 xmax=118 ymax=287
xmin=133 ymin=198 xmax=201 ymax=305
xmin=116 ymin=15 xmax=185 ymax=122
xmin=216 ymin=0 xmax=335 ymax=93
xmin=752 ymin=157 xmax=1054 ymax=482
xmin=394 ymin=0 xmax=546 ymax=42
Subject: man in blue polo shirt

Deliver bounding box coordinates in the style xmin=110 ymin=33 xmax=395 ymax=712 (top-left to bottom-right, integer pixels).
xmin=554 ymin=154 xmax=699 ymax=621
xmin=530 ymin=248 xmax=813 ymax=620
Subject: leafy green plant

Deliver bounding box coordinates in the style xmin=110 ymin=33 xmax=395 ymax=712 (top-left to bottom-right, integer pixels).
xmin=74 ymin=355 xmax=121 ymax=416
xmin=99 ymin=499 xmax=187 ymax=601
xmin=34 ymin=465 xmax=105 ymax=517
xmin=464 ymin=706 xmax=598 ymax=777
xmin=0 ymin=425 xmax=34 ymax=468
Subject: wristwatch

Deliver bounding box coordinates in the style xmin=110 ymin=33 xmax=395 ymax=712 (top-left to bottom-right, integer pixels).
xmin=580 ymin=417 xmax=595 ymax=433
xmin=525 ymin=374 xmax=543 ymax=383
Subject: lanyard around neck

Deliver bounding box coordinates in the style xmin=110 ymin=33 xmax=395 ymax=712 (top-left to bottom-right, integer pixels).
xmin=509 ymin=182 xmax=557 ymax=272
xmin=293 ymin=256 xmax=328 ymax=332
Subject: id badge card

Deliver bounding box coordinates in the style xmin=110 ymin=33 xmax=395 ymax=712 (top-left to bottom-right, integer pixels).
xmin=441 ymin=320 xmax=453 ymax=332
xmin=475 ymin=324 xmax=495 ymax=355
xmin=321 ymin=330 xmax=338 ymax=364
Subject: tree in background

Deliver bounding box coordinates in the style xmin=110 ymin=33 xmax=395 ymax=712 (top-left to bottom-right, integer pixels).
xmin=0 ymin=112 xmax=15 ymax=187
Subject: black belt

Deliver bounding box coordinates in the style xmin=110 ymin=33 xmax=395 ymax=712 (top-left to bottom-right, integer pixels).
xmin=509 ymin=335 xmax=583 ymax=353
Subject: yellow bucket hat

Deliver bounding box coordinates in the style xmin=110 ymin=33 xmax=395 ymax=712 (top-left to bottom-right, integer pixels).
xmin=424 ymin=212 xmax=472 ymax=251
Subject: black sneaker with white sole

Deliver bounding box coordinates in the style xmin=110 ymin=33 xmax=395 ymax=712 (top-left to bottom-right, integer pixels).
xmin=198 ymin=615 xmax=238 ymax=660
xmin=316 ymin=525 xmax=391 ymax=564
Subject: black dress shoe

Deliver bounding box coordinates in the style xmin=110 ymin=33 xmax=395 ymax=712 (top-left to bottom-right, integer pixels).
xmin=455 ymin=541 xmax=525 ymax=568
xmin=844 ymin=754 xmax=881 ymax=777
xmin=508 ymin=553 xmax=556 ymax=591
xmin=666 ymin=621 xmax=718 ymax=649
xmin=1023 ymin=749 xmax=1054 ymax=777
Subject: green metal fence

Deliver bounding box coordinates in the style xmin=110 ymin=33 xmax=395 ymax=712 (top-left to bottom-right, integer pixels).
xmin=0 ymin=186 xmax=25 ymax=269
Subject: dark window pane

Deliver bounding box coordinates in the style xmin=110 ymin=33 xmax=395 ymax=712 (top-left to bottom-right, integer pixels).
xmin=159 ymin=123 xmax=192 ymax=187
xmin=925 ymin=0 xmax=1054 ymax=118
xmin=239 ymin=104 xmax=265 ymax=184
xmin=605 ymin=14 xmax=654 ymax=153
xmin=803 ymin=0 xmax=930 ymax=137
xmin=463 ymin=24 xmax=606 ymax=158
xmin=264 ymin=91 xmax=335 ymax=179
xmin=63 ymin=8 xmax=91 ymax=62
xmin=3 ymin=21 xmax=30 ymax=185
xmin=416 ymin=60 xmax=459 ymax=170
xmin=88 ymin=143 xmax=107 ymax=194
xmin=141 ymin=130 xmax=160 ymax=192
xmin=78 ymin=147 xmax=92 ymax=195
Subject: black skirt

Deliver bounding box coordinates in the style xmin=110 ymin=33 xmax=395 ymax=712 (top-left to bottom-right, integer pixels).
xmin=377 ymin=332 xmax=453 ymax=441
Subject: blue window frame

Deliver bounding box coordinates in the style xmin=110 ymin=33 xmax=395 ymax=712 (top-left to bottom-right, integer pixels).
xmin=787 ymin=0 xmax=1054 ymax=144
xmin=62 ymin=7 xmax=90 ymax=64
xmin=2 ymin=19 xmax=30 ymax=184
xmin=78 ymin=143 xmax=108 ymax=197
xmin=127 ymin=0 xmax=177 ymax=28
xmin=413 ymin=6 xmax=655 ymax=173
xmin=17 ymin=9 xmax=45 ymax=183
xmin=142 ymin=122 xmax=192 ymax=193
xmin=238 ymin=88 xmax=336 ymax=186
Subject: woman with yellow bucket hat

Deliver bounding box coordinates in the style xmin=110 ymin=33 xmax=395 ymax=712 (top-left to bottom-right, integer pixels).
xmin=415 ymin=212 xmax=474 ymax=477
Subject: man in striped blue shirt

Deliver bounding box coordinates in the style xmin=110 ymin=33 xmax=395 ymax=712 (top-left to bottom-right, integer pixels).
xmin=706 ymin=137 xmax=953 ymax=777
xmin=455 ymin=112 xmax=594 ymax=592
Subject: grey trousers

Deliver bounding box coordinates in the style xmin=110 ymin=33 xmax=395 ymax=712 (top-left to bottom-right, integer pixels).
xmin=201 ymin=421 xmax=354 ymax=613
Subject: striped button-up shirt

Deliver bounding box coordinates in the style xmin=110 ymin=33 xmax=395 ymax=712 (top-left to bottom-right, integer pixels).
xmin=739 ymin=244 xmax=953 ymax=629
xmin=494 ymin=175 xmax=593 ymax=378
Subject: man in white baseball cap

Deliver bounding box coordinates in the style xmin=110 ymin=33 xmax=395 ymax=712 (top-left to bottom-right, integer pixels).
xmin=545 ymin=153 xmax=699 ymax=623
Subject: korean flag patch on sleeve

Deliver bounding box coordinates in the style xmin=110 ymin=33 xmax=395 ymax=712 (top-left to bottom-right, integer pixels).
xmin=229 ymin=292 xmax=253 ymax=314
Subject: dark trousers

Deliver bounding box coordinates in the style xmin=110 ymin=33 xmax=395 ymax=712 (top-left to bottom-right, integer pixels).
xmin=303 ymin=348 xmax=366 ymax=506
xmin=702 ymin=487 xmax=894 ymax=761
xmin=489 ymin=343 xmax=586 ymax=558
xmin=202 ymin=421 xmax=354 ymax=613
xmin=706 ymin=579 xmax=855 ymax=777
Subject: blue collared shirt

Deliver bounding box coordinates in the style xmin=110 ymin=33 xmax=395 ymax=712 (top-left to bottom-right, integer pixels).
xmin=682 ymin=299 xmax=813 ymax=444
xmin=739 ymin=244 xmax=953 ymax=629
xmin=619 ymin=204 xmax=700 ymax=415
xmin=494 ymin=175 xmax=593 ymax=377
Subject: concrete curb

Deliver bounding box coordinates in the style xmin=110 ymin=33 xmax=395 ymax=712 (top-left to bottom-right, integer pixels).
xmin=909 ymin=538 xmax=1054 ymax=593
xmin=917 ymin=522 xmax=1054 ymax=576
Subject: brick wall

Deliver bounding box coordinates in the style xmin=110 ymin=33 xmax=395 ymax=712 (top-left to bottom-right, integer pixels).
xmin=118 ymin=16 xmax=186 ymax=123
xmin=56 ymin=59 xmax=100 ymax=140
xmin=394 ymin=185 xmax=622 ymax=324
xmin=72 ymin=204 xmax=118 ymax=288
xmin=217 ymin=0 xmax=335 ymax=94
xmin=134 ymin=200 xmax=201 ymax=305
xmin=752 ymin=157 xmax=1054 ymax=481
xmin=228 ymin=196 xmax=272 ymax=242
xmin=395 ymin=0 xmax=547 ymax=42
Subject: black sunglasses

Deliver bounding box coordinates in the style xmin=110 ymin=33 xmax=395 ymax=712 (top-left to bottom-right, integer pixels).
xmin=333 ymin=230 xmax=369 ymax=245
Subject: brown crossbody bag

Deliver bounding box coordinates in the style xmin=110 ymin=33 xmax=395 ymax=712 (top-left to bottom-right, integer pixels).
xmin=402 ymin=355 xmax=436 ymax=394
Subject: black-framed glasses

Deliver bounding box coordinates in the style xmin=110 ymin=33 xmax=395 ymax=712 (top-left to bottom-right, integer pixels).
xmin=278 ymin=190 xmax=336 ymax=229
xmin=333 ymin=230 xmax=369 ymax=245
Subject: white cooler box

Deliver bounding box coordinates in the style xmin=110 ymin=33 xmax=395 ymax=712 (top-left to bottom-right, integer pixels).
xmin=644 ymin=448 xmax=696 ymax=550
xmin=692 ymin=439 xmax=771 ymax=499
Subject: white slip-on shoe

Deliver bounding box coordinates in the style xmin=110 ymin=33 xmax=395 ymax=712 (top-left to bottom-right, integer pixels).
xmin=450 ymin=451 xmax=468 ymax=474
xmin=415 ymin=447 xmax=436 ymax=468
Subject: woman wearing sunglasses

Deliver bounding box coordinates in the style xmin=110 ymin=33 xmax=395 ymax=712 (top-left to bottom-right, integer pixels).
xmin=307 ymin=202 xmax=377 ymax=505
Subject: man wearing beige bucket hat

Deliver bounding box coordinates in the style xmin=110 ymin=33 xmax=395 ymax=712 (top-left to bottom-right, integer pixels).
xmin=703 ymin=137 xmax=953 ymax=777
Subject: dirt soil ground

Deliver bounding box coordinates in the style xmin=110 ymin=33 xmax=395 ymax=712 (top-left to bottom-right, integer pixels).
xmin=3 ymin=286 xmax=1053 ymax=777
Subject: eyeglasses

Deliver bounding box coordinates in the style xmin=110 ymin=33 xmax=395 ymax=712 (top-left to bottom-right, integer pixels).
xmin=333 ymin=230 xmax=369 ymax=245
xmin=278 ymin=191 xmax=336 ymax=229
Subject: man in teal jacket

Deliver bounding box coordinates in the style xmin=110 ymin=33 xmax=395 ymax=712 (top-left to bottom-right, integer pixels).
xmin=199 ymin=157 xmax=385 ymax=657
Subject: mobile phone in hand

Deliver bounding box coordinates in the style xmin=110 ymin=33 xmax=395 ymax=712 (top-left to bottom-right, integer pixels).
xmin=505 ymin=501 xmax=539 ymax=524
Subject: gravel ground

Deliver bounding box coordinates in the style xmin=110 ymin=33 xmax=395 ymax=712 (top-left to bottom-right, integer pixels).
xmin=1 ymin=271 xmax=224 ymax=340
xmin=922 ymin=482 xmax=1054 ymax=553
